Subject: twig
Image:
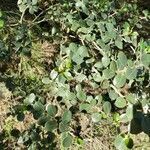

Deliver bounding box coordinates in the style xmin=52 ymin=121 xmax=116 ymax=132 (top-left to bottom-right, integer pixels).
xmin=92 ymin=41 xmax=105 ymax=56
xmin=19 ymin=7 xmax=28 ymax=24
xmin=31 ymin=6 xmax=54 ymax=24
xmin=110 ymin=84 xmax=125 ymax=98
xmin=3 ymin=11 xmax=21 ymax=17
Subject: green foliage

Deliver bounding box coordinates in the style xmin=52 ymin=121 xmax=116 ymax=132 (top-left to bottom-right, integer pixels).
xmin=114 ymin=134 xmax=134 ymax=150
xmin=18 ymin=0 xmax=38 ymax=14
xmin=0 ymin=0 xmax=150 ymax=149
xmin=0 ymin=11 xmax=4 ymax=29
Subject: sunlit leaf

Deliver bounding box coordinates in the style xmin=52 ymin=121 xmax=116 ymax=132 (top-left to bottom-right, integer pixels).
xmin=109 ymin=90 xmax=118 ymax=101
xmin=46 ymin=105 xmax=58 ymax=117
xmin=62 ymin=110 xmax=72 ymax=123
xmin=117 ymin=52 xmax=127 ymax=70
xmin=0 ymin=20 xmax=4 ymax=28
xmin=102 ymin=56 xmax=110 ymax=67
xmin=126 ymin=67 xmax=137 ymax=80
xmin=91 ymin=113 xmax=102 ymax=123
xmin=103 ymin=101 xmax=111 ymax=114
xmin=125 ymin=93 xmax=137 ymax=104
xmin=42 ymin=77 xmax=51 ymax=84
xmin=62 ymin=134 xmax=73 ymax=147
xmin=115 ymin=97 xmax=126 ymax=108
xmin=126 ymin=104 xmax=133 ymax=121
xmin=79 ymin=103 xmax=91 ymax=112
xmin=113 ymin=74 xmax=126 ymax=88
xmin=24 ymin=93 xmax=36 ymax=105
xmin=59 ymin=122 xmax=69 ymax=132
xmin=114 ymin=135 xmax=127 ymax=150
xmin=141 ymin=53 xmax=150 ymax=67
xmin=45 ymin=120 xmax=57 ymax=131
xmin=115 ymin=37 xmax=123 ymax=49
xmin=103 ymin=69 xmax=115 ymax=79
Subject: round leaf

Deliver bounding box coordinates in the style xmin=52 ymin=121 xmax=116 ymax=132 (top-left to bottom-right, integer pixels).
xmin=32 ymin=0 xmax=38 ymax=5
xmin=42 ymin=77 xmax=51 ymax=84
xmin=93 ymin=72 xmax=102 ymax=82
xmin=94 ymin=61 xmax=103 ymax=69
xmin=103 ymin=69 xmax=115 ymax=79
xmin=117 ymin=52 xmax=127 ymax=70
xmin=79 ymin=103 xmax=91 ymax=112
xmin=101 ymin=80 xmax=110 ymax=89
xmin=24 ymin=93 xmax=35 ymax=105
xmin=38 ymin=116 xmax=48 ymax=126
xmin=59 ymin=122 xmax=69 ymax=132
xmin=77 ymin=90 xmax=86 ymax=101
xmin=103 ymin=101 xmax=111 ymax=114
xmin=114 ymin=135 xmax=127 ymax=150
xmin=62 ymin=134 xmax=73 ymax=147
xmin=115 ymin=37 xmax=123 ymax=49
xmin=33 ymin=101 xmax=44 ymax=112
xmin=113 ymin=74 xmax=126 ymax=88
xmin=126 ymin=93 xmax=137 ymax=104
xmin=141 ymin=53 xmax=150 ymax=67
xmin=102 ymin=56 xmax=110 ymax=67
xmin=91 ymin=113 xmax=102 ymax=123
xmin=78 ymin=45 xmax=89 ymax=57
xmin=115 ymin=97 xmax=126 ymax=108
xmin=45 ymin=120 xmax=57 ymax=131
xmin=46 ymin=105 xmax=58 ymax=117
xmin=126 ymin=104 xmax=133 ymax=121
xmin=109 ymin=90 xmax=118 ymax=101
xmin=126 ymin=67 xmax=137 ymax=80
xmin=62 ymin=110 xmax=72 ymax=123
xmin=0 ymin=20 xmax=4 ymax=28
xmin=110 ymin=61 xmax=117 ymax=72
xmin=50 ymin=70 xmax=58 ymax=80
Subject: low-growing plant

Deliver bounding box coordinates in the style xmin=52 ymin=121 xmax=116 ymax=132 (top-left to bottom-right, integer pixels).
xmin=0 ymin=0 xmax=150 ymax=149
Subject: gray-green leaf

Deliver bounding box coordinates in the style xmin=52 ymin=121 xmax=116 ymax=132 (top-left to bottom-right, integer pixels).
xmin=103 ymin=69 xmax=115 ymax=79
xmin=126 ymin=104 xmax=133 ymax=121
xmin=115 ymin=37 xmax=123 ymax=49
xmin=126 ymin=67 xmax=137 ymax=80
xmin=50 ymin=70 xmax=58 ymax=80
xmin=117 ymin=52 xmax=127 ymax=70
xmin=45 ymin=120 xmax=57 ymax=131
xmin=24 ymin=93 xmax=36 ymax=105
xmin=109 ymin=90 xmax=118 ymax=101
xmin=103 ymin=101 xmax=111 ymax=114
xmin=113 ymin=74 xmax=126 ymax=88
xmin=115 ymin=97 xmax=126 ymax=108
xmin=62 ymin=134 xmax=73 ymax=147
xmin=62 ymin=110 xmax=72 ymax=123
xmin=141 ymin=53 xmax=150 ymax=67
xmin=46 ymin=105 xmax=57 ymax=117
xmin=42 ymin=77 xmax=51 ymax=84
xmin=126 ymin=93 xmax=137 ymax=104
xmin=102 ymin=56 xmax=110 ymax=67
xmin=91 ymin=113 xmax=102 ymax=123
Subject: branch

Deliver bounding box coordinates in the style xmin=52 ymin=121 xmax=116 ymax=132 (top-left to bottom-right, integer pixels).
xmin=92 ymin=41 xmax=105 ymax=56
xmin=110 ymin=84 xmax=125 ymax=98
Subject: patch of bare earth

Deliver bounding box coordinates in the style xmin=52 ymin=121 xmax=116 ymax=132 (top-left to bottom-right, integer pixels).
xmin=83 ymin=122 xmax=117 ymax=150
xmin=0 ymin=82 xmax=12 ymax=132
xmin=131 ymin=133 xmax=150 ymax=150
xmin=13 ymin=112 xmax=36 ymax=132
xmin=0 ymin=82 xmax=37 ymax=149
xmin=70 ymin=113 xmax=117 ymax=150
xmin=41 ymin=41 xmax=58 ymax=65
